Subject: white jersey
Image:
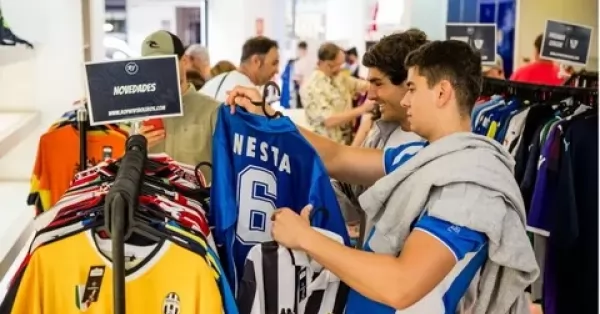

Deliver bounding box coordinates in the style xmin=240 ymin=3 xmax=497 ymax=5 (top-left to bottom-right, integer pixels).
xmin=237 ymin=228 xmax=347 ymax=314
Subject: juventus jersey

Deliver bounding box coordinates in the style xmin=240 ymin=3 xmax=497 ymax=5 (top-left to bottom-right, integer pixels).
xmin=237 ymin=228 xmax=347 ymax=314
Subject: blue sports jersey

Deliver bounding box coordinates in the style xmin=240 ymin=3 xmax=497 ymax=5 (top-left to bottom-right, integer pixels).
xmin=210 ymin=106 xmax=350 ymax=292
xmin=347 ymin=142 xmax=488 ymax=313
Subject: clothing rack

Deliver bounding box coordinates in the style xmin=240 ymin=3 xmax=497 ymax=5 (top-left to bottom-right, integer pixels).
xmin=563 ymin=70 xmax=598 ymax=88
xmin=482 ymin=77 xmax=598 ymax=105
xmin=76 ymin=107 xmax=88 ymax=171
xmin=103 ymin=128 xmax=147 ymax=314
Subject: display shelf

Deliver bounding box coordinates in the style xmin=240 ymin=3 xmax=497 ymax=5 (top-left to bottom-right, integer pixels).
xmin=0 ymin=111 xmax=40 ymax=160
xmin=0 ymin=45 xmax=36 ymax=67
xmin=0 ymin=181 xmax=34 ymax=297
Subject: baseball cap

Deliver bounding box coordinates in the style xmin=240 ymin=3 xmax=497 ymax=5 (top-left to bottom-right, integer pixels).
xmin=141 ymin=30 xmax=186 ymax=58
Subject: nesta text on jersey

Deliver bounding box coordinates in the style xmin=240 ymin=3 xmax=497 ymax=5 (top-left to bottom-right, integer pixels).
xmin=233 ymin=133 xmax=292 ymax=174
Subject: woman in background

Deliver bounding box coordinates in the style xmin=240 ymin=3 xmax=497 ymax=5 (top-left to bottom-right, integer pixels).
xmin=210 ymin=60 xmax=237 ymax=78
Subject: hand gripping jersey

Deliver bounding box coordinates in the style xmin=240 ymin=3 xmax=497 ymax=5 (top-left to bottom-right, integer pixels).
xmin=237 ymin=228 xmax=347 ymax=314
xmin=211 ymin=106 xmax=350 ymax=292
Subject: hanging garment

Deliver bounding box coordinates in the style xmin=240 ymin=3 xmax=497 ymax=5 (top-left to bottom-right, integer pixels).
xmin=210 ymin=106 xmax=350 ymax=294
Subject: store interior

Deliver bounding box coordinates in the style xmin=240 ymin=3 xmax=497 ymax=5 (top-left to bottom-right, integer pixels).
xmin=0 ymin=0 xmax=597 ymax=307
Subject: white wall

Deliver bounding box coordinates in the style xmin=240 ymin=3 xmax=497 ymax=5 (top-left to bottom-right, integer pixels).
xmin=0 ymin=0 xmax=92 ymax=179
xmin=127 ymin=3 xmax=178 ymax=54
xmin=515 ymin=0 xmax=598 ymax=70
xmin=207 ymin=0 xmax=287 ymax=66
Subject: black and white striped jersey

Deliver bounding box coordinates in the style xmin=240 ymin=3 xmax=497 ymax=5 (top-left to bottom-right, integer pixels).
xmin=237 ymin=228 xmax=348 ymax=314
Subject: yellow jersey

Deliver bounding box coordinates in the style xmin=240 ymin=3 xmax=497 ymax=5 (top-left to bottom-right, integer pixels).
xmin=5 ymin=229 xmax=223 ymax=314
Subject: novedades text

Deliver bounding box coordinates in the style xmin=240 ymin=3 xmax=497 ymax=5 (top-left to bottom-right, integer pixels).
xmin=113 ymin=83 xmax=157 ymax=96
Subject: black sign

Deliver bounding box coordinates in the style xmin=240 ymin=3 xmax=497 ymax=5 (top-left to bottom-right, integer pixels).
xmin=84 ymin=56 xmax=183 ymax=125
xmin=540 ymin=20 xmax=593 ymax=66
xmin=446 ymin=23 xmax=497 ymax=64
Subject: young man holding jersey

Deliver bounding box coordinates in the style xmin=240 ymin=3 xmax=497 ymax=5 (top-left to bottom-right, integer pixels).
xmin=225 ymin=40 xmax=538 ymax=313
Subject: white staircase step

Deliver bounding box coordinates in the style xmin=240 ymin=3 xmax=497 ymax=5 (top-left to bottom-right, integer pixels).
xmin=0 ymin=111 xmax=41 ymax=160
xmin=0 ymin=45 xmax=36 ymax=67
xmin=0 ymin=181 xmax=34 ymax=293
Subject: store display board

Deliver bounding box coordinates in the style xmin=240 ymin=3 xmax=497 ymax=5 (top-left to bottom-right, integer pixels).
xmin=446 ymin=23 xmax=497 ymax=64
xmin=540 ymin=19 xmax=593 ymax=66
xmin=84 ymin=56 xmax=184 ymax=125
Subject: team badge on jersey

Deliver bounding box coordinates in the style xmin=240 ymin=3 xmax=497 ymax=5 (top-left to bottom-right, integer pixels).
xmin=162 ymin=292 xmax=181 ymax=314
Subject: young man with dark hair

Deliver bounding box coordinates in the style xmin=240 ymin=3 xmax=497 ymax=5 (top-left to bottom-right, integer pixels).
xmin=510 ymin=33 xmax=562 ymax=85
xmin=336 ymin=29 xmax=425 ymax=228
xmin=137 ymin=30 xmax=220 ymax=182
xmin=201 ymin=36 xmax=280 ymax=102
xmin=225 ymin=40 xmax=538 ymax=313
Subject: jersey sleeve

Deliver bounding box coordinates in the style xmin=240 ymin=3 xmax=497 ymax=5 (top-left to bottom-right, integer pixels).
xmin=308 ymin=159 xmax=351 ymax=245
xmin=413 ymin=214 xmax=487 ymax=261
xmin=209 ymin=107 xmax=238 ymax=285
xmin=0 ymin=252 xmax=42 ymax=314
xmin=382 ymin=141 xmax=426 ymax=174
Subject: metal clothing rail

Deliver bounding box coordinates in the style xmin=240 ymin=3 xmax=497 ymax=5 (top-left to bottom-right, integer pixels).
xmin=77 ymin=107 xmax=88 ymax=172
xmin=103 ymin=132 xmax=147 ymax=314
xmin=482 ymin=77 xmax=599 ymax=104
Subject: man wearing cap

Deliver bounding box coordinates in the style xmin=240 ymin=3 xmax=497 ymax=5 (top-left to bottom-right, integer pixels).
xmin=138 ymin=30 xmax=220 ymax=182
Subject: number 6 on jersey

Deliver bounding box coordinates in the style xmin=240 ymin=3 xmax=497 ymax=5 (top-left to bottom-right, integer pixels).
xmin=236 ymin=165 xmax=278 ymax=244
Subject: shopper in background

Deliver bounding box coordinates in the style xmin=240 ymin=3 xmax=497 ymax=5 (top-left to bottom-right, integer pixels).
xmin=301 ymin=42 xmax=372 ymax=144
xmin=338 ymin=29 xmax=427 ymax=234
xmin=200 ymin=36 xmax=280 ymax=102
xmin=293 ymin=41 xmax=311 ymax=86
xmin=185 ymin=44 xmax=211 ymax=81
xmin=482 ymin=55 xmax=505 ymax=79
xmin=510 ymin=34 xmax=562 ymax=85
xmin=137 ymin=30 xmax=219 ymax=182
xmin=345 ymin=47 xmax=360 ymax=78
xmin=225 ymin=40 xmax=538 ymax=313
xmin=186 ymin=70 xmax=206 ymax=90
xmin=210 ymin=60 xmax=236 ymax=78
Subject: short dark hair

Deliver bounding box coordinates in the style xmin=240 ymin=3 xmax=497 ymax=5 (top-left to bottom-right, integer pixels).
xmin=298 ymin=41 xmax=307 ymax=50
xmin=362 ymin=28 xmax=429 ymax=85
xmin=318 ymin=42 xmax=342 ymax=61
xmin=346 ymin=47 xmax=358 ymax=57
xmin=240 ymin=36 xmax=279 ymax=63
xmin=534 ymin=33 xmax=543 ymax=53
xmin=405 ymin=40 xmax=483 ymax=115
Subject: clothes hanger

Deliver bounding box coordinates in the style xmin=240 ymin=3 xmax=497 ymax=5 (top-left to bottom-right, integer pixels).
xmin=248 ymin=81 xmax=283 ymax=119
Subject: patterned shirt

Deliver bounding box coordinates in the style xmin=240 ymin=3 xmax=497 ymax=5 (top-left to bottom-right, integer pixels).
xmin=300 ymin=70 xmax=368 ymax=144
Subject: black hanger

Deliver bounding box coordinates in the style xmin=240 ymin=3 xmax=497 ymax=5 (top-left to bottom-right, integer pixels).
xmin=249 ymin=81 xmax=283 ymax=119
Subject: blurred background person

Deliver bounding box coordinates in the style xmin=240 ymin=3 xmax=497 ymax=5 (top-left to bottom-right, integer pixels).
xmin=210 ymin=60 xmax=236 ymax=78
xmin=185 ymin=44 xmax=211 ymax=81
xmin=482 ymin=55 xmax=505 ymax=79
xmin=201 ymin=36 xmax=280 ymax=102
xmin=345 ymin=47 xmax=360 ymax=78
xmin=186 ymin=70 xmax=206 ymax=90
xmin=300 ymin=42 xmax=372 ymax=145
xmin=293 ymin=41 xmax=311 ymax=87
xmin=510 ymin=33 xmax=562 ymax=85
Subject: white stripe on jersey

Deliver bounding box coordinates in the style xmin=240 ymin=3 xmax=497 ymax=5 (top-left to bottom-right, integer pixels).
xmin=237 ymin=228 xmax=346 ymax=314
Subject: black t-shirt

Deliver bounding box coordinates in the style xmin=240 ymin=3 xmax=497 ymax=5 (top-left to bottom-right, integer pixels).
xmin=520 ymin=124 xmax=545 ymax=212
xmin=550 ymin=114 xmax=598 ymax=314
xmin=514 ymin=105 xmax=555 ymax=183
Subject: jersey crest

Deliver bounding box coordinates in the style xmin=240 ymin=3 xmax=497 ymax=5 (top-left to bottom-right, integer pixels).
xmin=162 ymin=292 xmax=181 ymax=314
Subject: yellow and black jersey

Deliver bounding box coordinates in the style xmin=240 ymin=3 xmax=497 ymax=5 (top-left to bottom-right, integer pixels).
xmin=0 ymin=229 xmax=224 ymax=314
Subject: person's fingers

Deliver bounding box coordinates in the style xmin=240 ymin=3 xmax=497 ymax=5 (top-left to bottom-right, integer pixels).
xmin=138 ymin=124 xmax=155 ymax=134
xmin=271 ymin=209 xmax=283 ymax=221
xmin=145 ymin=130 xmax=165 ymax=137
xmin=300 ymin=204 xmax=313 ymax=221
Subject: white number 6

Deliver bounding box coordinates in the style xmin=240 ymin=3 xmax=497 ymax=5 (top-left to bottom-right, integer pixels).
xmin=236 ymin=165 xmax=277 ymax=244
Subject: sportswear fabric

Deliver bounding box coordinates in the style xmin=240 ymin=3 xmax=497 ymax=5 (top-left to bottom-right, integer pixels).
xmin=331 ymin=120 xmax=420 ymax=225
xmin=0 ymin=229 xmax=224 ymax=314
xmin=147 ymin=83 xmax=220 ymax=183
xmin=28 ymin=125 xmax=126 ymax=212
xmin=210 ymin=106 xmax=350 ymax=292
xmin=357 ymin=132 xmax=539 ymax=314
xmin=509 ymin=61 xmax=563 ymax=85
xmin=237 ymin=228 xmax=346 ymax=314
